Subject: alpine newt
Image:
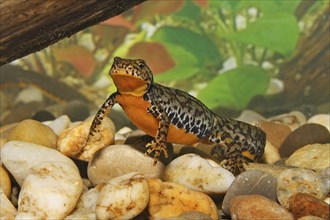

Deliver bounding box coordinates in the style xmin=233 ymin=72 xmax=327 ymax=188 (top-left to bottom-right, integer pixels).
xmin=87 ymin=57 xmax=266 ymax=172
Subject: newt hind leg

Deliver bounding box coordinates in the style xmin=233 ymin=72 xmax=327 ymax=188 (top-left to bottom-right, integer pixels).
xmin=209 ymin=133 xmax=250 ymax=174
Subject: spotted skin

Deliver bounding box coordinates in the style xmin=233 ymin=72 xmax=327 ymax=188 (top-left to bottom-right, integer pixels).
xmin=87 ymin=57 xmax=266 ymax=172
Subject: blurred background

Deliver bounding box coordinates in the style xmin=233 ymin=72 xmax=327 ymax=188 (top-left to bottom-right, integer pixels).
xmin=1 ymin=0 xmax=329 ymax=126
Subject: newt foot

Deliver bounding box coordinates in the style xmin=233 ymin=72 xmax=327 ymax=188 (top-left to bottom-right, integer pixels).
xmin=145 ymin=140 xmax=168 ymax=165
xmin=211 ymin=144 xmax=249 ymax=174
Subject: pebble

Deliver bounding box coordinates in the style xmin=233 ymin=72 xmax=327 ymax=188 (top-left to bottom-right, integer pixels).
xmin=15 ymin=86 xmax=43 ymax=104
xmin=0 ymin=166 xmax=11 ymax=198
xmin=177 ymin=211 xmax=213 ymax=219
xmin=277 ymin=168 xmax=329 ymax=208
xmin=16 ymin=161 xmax=82 ymax=219
xmin=147 ymin=178 xmax=218 ymax=219
xmin=65 ymin=208 xmax=96 ymax=220
xmin=178 ymin=146 xmax=219 ymax=162
xmin=66 ymin=185 xmax=103 ymax=220
xmin=62 ymin=100 xmax=90 ymax=122
xmin=289 ymin=192 xmax=329 ymax=219
xmin=262 ymin=140 xmax=281 ymax=164
xmin=229 ymin=195 xmax=294 ymax=220
xmin=268 ymin=111 xmax=306 ymax=130
xmin=7 ymin=119 xmax=58 ymax=149
xmin=47 ymin=115 xmax=71 ymax=136
xmin=163 ymin=153 xmax=235 ymax=194
xmin=297 ymin=216 xmax=326 ymax=220
xmin=285 ymin=143 xmax=330 ymax=170
xmin=0 ymin=189 xmax=16 ymax=220
xmin=96 ymin=172 xmax=149 ymax=220
xmin=57 ymin=117 xmax=115 ymax=161
xmin=279 ymin=123 xmax=330 ymax=157
xmin=258 ymin=120 xmax=291 ymax=149
xmin=307 ymin=114 xmax=330 ymax=131
xmin=1 ymin=141 xmax=78 ymax=186
xmin=222 ymin=170 xmax=277 ymax=214
xmin=236 ymin=110 xmax=265 ymax=125
xmin=243 ymin=162 xmax=289 ymax=178
xmin=88 ymin=145 xmax=165 ymax=186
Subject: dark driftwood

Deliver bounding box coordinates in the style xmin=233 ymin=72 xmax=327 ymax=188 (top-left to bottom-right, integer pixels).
xmin=0 ymin=0 xmax=145 ymax=65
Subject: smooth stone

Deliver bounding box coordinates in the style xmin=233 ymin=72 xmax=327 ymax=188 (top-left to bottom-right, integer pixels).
xmin=163 ymin=153 xmax=234 ymax=194
xmin=16 ymin=161 xmax=83 ymax=219
xmin=243 ymin=162 xmax=290 ymax=178
xmin=57 ymin=117 xmax=115 ymax=161
xmin=96 ymin=172 xmax=149 ymax=220
xmin=31 ymin=110 xmax=55 ymax=122
xmin=307 ymin=114 xmax=330 ymax=131
xmin=65 ymin=208 xmax=96 ymax=220
xmin=0 ymin=166 xmax=11 ymax=198
xmin=177 ymin=211 xmax=213 ymax=219
xmin=0 ymin=123 xmax=18 ymax=139
xmin=268 ymin=111 xmax=306 ymax=130
xmin=15 ymin=86 xmax=43 ymax=104
xmin=286 ymin=143 xmax=330 ymax=170
xmin=8 ymin=119 xmax=58 ymax=149
xmin=62 ymin=100 xmax=90 ymax=122
xmin=297 ymin=216 xmax=326 ymax=220
xmin=258 ymin=120 xmax=291 ymax=149
xmin=178 ymin=146 xmax=219 ymax=162
xmin=47 ymin=115 xmax=71 ymax=136
xmin=236 ymin=110 xmax=265 ymax=125
xmin=289 ymin=192 xmax=329 ymax=219
xmin=147 ymin=179 xmax=218 ymax=219
xmin=230 ymin=195 xmax=294 ymax=220
xmin=222 ymin=170 xmax=277 ymax=214
xmin=0 ymin=189 xmax=16 ymax=220
xmin=88 ymin=145 xmax=165 ymax=186
xmin=1 ymin=141 xmax=78 ymax=186
xmin=261 ymin=140 xmax=281 ymax=164
xmin=277 ymin=168 xmax=329 ymax=208
xmin=279 ymin=123 xmax=330 ymax=158
xmin=66 ymin=184 xmax=103 ymax=220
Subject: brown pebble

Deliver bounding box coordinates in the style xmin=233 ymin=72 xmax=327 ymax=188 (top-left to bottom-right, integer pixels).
xmin=8 ymin=119 xmax=57 ymax=149
xmin=230 ymin=195 xmax=294 ymax=220
xmin=279 ymin=123 xmax=330 ymax=157
xmin=289 ymin=192 xmax=329 ymax=219
xmin=222 ymin=170 xmax=277 ymax=214
xmin=258 ymin=120 xmax=292 ymax=149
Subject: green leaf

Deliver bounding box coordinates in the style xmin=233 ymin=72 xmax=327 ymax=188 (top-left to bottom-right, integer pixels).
xmin=155 ymin=43 xmax=199 ymax=81
xmin=198 ymin=66 xmax=269 ymax=110
xmin=153 ymin=26 xmax=222 ymax=66
xmin=174 ymin=0 xmax=201 ymax=20
xmin=239 ymin=0 xmax=301 ymax=14
xmin=223 ymin=13 xmax=299 ymax=56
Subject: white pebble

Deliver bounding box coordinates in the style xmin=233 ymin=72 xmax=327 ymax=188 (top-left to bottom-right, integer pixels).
xmin=0 ymin=141 xmax=78 ymax=186
xmin=16 ymin=161 xmax=83 ymax=219
xmin=163 ymin=154 xmax=235 ymax=194
xmin=47 ymin=115 xmax=71 ymax=136
xmin=307 ymin=114 xmax=330 ymax=131
xmin=96 ymin=172 xmax=149 ymax=220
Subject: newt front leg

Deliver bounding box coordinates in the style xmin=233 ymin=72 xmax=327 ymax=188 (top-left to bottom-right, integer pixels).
xmin=145 ymin=103 xmax=170 ymax=164
xmin=87 ymin=92 xmax=118 ymax=144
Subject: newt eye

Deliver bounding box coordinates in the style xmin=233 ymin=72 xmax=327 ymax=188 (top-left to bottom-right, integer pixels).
xmin=137 ymin=62 xmax=145 ymax=69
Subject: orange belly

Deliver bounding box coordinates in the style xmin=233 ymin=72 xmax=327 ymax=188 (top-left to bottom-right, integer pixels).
xmin=116 ymin=94 xmax=200 ymax=145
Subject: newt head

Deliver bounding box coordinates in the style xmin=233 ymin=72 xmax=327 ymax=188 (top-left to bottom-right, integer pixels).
xmin=110 ymin=57 xmax=153 ymax=97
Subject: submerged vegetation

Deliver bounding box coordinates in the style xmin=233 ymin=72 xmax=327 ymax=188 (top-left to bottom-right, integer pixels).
xmin=7 ymin=0 xmax=329 ymax=114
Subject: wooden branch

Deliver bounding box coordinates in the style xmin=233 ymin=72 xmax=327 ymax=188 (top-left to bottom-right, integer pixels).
xmin=0 ymin=0 xmax=146 ymax=65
